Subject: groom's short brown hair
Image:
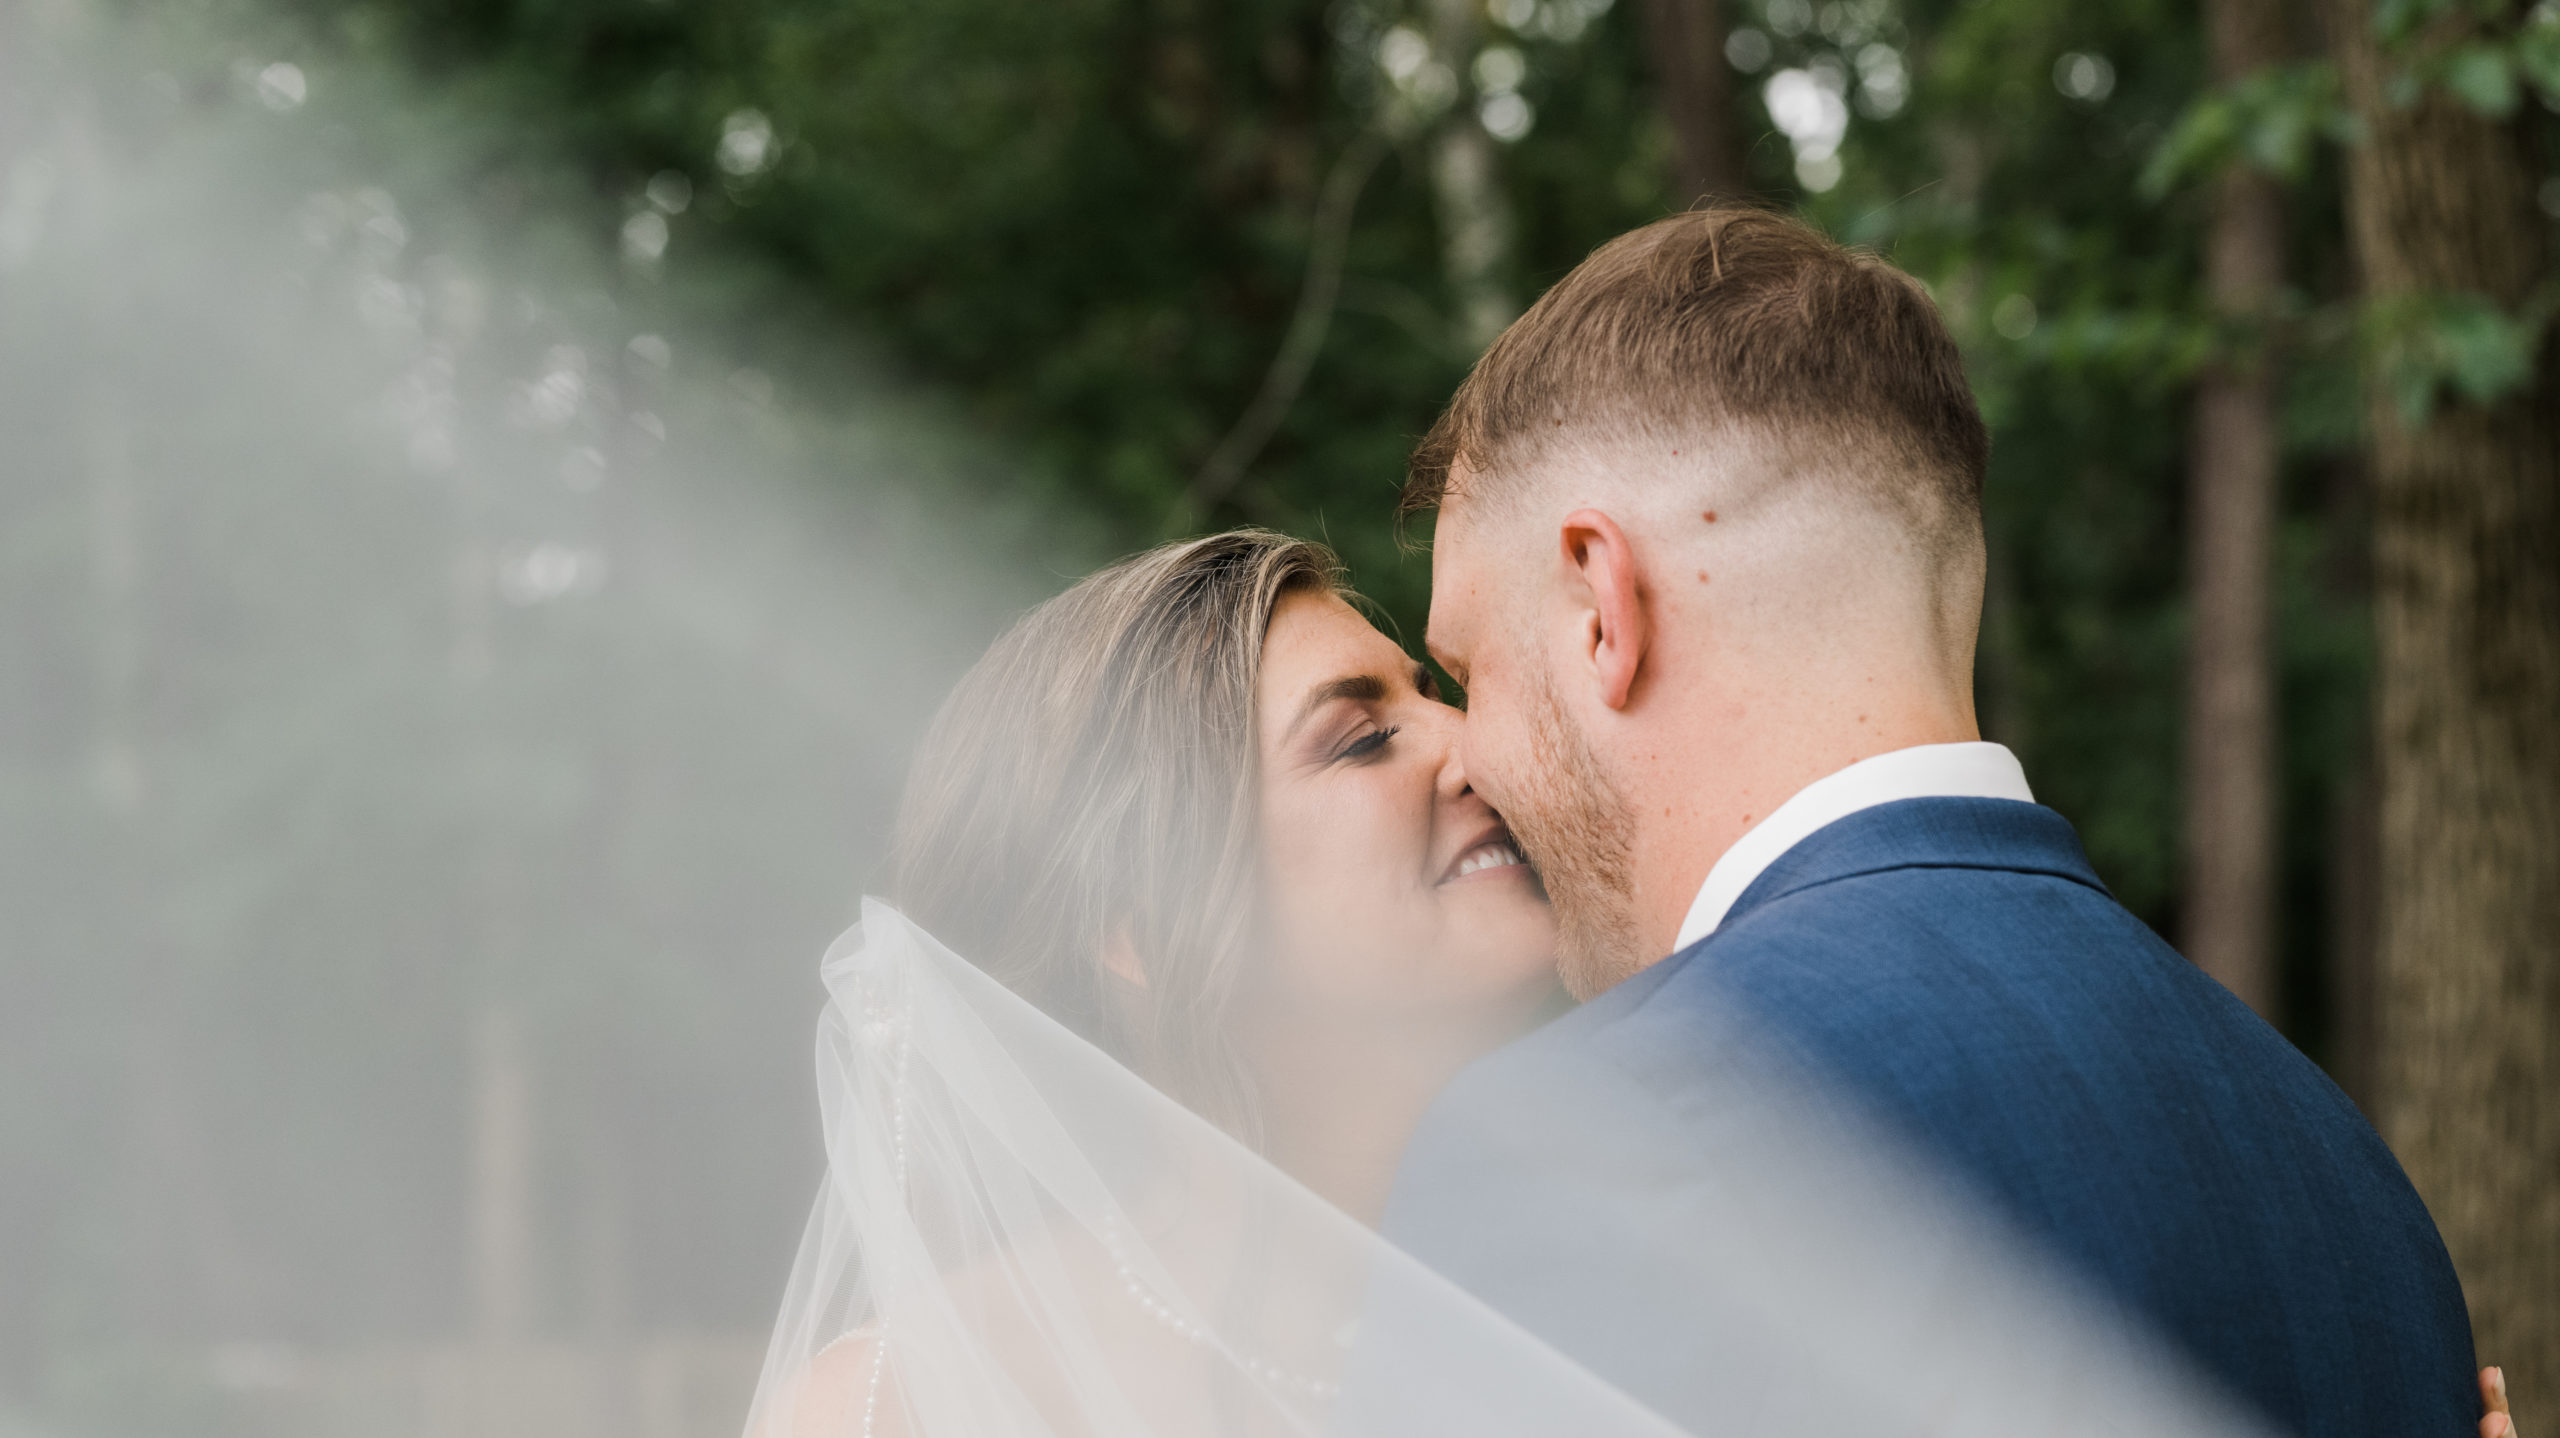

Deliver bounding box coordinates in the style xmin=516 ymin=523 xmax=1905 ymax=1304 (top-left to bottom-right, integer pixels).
xmin=1401 ymin=207 xmax=1987 ymax=545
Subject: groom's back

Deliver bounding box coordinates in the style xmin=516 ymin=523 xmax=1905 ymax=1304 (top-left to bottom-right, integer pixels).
xmin=1386 ymin=797 xmax=2476 ymax=1437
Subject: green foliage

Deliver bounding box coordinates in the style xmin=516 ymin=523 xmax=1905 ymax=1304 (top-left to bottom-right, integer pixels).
xmin=2368 ymin=288 xmax=2554 ymax=422
xmin=2127 ymin=0 xmax=2560 ymax=433
xmin=2371 ymin=0 xmax=2560 ymax=114
xmin=2140 ymin=62 xmax=2352 ymax=196
xmin=2523 ymin=8 xmax=2560 ymax=95
xmin=2374 ymin=0 xmax=2472 ymax=44
xmin=14 ymin=0 xmax=2559 ymax=1385
xmin=2442 ymin=40 xmax=2524 ymax=113
xmin=262 ymin=0 xmax=1686 ymax=627
xmin=264 ymin=0 xmax=2497 ymax=1001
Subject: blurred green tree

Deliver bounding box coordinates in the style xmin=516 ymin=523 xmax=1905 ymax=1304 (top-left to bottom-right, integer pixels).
xmin=272 ymin=0 xmax=2558 ymax=1099
xmin=24 ymin=0 xmax=2553 ymax=1397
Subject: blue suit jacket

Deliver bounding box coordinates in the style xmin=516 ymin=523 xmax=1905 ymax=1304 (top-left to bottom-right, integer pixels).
xmin=1382 ymin=798 xmax=2475 ymax=1436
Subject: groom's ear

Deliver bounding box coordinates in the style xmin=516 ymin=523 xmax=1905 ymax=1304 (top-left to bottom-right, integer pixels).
xmin=1558 ymin=508 xmax=1647 ymax=711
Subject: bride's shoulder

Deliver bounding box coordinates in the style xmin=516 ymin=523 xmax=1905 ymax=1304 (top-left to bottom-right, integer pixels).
xmin=754 ymin=1326 xmax=908 ymax=1438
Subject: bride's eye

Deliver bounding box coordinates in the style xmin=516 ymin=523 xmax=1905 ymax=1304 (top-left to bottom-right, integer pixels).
xmin=1337 ymin=725 xmax=1399 ymax=762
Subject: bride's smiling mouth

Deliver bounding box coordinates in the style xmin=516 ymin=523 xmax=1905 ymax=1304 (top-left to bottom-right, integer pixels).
xmin=1439 ymin=825 xmax=1532 ymax=885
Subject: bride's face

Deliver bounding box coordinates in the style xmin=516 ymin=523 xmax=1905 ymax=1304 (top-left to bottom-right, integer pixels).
xmin=1250 ymin=589 xmax=1560 ymax=1027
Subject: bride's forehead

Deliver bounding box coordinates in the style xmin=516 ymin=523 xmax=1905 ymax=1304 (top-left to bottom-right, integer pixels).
xmin=1260 ymin=591 xmax=1406 ymax=685
xmin=1268 ymin=590 xmax=1395 ymax=653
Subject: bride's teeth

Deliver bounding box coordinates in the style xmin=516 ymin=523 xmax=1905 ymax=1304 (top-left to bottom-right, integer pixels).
xmin=1454 ymin=841 xmax=1522 ymax=878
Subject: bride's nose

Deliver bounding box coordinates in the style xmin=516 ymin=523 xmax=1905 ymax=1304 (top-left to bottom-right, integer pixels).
xmin=1420 ymin=706 xmax=1475 ymax=805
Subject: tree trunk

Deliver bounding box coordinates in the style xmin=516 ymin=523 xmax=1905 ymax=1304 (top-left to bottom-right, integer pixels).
xmin=2329 ymin=0 xmax=2560 ymax=1400
xmin=1426 ymin=0 xmax=1519 ymax=352
xmin=2330 ymin=756 xmax=2380 ymax=1110
xmin=2180 ymin=0 xmax=2289 ymax=1020
xmin=1638 ymin=0 xmax=1754 ymax=203
xmin=471 ymin=1003 xmax=537 ymax=1345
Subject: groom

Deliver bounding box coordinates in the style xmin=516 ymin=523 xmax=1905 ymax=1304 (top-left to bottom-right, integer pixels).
xmin=1382 ymin=208 xmax=2477 ymax=1434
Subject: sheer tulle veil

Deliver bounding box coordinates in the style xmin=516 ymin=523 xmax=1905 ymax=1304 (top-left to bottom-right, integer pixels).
xmin=742 ymin=900 xmax=1690 ymax=1438
xmin=744 ymin=902 xmax=2273 ymax=1438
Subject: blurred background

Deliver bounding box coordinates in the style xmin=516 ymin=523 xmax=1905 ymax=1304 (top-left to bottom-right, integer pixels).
xmin=0 ymin=0 xmax=2551 ymax=1432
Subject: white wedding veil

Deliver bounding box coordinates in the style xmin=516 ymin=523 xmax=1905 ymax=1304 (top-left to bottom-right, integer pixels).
xmin=743 ymin=901 xmax=1688 ymax=1438
xmin=744 ymin=902 xmax=2271 ymax=1438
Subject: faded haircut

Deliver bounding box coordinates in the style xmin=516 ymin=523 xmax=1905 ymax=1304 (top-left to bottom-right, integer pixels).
xmin=1401 ymin=206 xmax=1988 ymax=557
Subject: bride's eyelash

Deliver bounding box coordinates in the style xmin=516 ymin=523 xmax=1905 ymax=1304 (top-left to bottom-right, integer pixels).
xmin=1338 ymin=725 xmax=1399 ymax=762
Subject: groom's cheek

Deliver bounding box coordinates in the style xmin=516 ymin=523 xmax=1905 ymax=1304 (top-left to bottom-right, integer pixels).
xmin=1462 ymin=699 xmax=1523 ymax=807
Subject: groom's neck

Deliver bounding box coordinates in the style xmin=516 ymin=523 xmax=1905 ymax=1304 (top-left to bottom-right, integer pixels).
xmin=1622 ymin=669 xmax=1980 ymax=964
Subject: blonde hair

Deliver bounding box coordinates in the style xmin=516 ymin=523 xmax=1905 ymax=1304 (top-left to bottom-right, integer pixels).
xmin=888 ymin=529 xmax=1343 ymax=1124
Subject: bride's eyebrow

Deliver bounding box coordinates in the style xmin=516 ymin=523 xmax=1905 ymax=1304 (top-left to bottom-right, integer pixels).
xmin=1283 ymin=674 xmax=1386 ymax=742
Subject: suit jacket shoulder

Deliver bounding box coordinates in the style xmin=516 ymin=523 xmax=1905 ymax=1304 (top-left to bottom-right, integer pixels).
xmin=1386 ymin=797 xmax=2475 ymax=1438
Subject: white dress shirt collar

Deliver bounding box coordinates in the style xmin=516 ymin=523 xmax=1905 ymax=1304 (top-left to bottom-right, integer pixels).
xmin=1671 ymin=741 xmax=2034 ymax=953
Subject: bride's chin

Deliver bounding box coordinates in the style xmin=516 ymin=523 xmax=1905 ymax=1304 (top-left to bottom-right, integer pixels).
xmin=1449 ymin=894 xmax=1561 ymax=973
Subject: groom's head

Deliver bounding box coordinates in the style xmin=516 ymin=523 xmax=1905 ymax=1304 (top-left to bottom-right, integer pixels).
xmin=1408 ymin=207 xmax=1989 ymax=995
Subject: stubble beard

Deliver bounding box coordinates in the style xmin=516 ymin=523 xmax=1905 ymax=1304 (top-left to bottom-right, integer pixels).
xmin=1507 ymin=671 xmax=1647 ymax=999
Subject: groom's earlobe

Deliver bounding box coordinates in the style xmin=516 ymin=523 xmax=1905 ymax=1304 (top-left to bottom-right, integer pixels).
xmin=1559 ymin=509 xmax=1646 ymax=712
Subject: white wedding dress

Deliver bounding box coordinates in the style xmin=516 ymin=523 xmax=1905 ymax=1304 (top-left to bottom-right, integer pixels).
xmin=744 ymin=903 xmax=2268 ymax=1438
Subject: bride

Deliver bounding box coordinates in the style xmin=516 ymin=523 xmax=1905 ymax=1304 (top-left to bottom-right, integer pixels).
xmin=743 ymin=529 xmax=2513 ymax=1438
xmin=745 ymin=529 xmax=1645 ymax=1437
xmin=887 ymin=529 xmax=1557 ymax=1225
